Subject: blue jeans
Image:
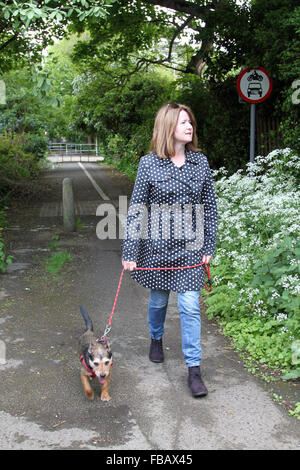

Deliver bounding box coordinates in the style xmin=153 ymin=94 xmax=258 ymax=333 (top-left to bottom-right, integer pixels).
xmin=148 ymin=289 xmax=202 ymax=367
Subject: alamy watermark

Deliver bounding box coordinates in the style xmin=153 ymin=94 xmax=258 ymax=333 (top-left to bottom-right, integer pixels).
xmin=292 ymin=340 xmax=300 ymax=365
xmin=0 ymin=340 xmax=6 ymax=365
xmin=291 ymin=79 xmax=300 ymax=105
xmin=95 ymin=196 xmax=204 ymax=250
xmin=0 ymin=80 xmax=6 ymax=105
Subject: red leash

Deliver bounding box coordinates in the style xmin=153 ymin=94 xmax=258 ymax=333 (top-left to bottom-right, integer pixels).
xmin=101 ymin=262 xmax=212 ymax=342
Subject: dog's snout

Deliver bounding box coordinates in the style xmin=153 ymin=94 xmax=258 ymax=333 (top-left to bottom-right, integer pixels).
xmin=100 ymin=373 xmax=106 ymax=378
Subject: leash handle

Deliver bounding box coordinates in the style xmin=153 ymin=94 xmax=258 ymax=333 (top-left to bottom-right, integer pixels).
xmin=203 ymin=262 xmax=212 ymax=292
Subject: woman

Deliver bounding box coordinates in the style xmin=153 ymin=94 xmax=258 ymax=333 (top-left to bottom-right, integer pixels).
xmin=122 ymin=103 xmax=218 ymax=397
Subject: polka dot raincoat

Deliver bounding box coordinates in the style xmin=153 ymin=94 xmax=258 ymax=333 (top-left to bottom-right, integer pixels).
xmin=122 ymin=151 xmax=218 ymax=292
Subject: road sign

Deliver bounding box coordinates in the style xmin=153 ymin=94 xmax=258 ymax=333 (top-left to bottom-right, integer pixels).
xmin=237 ymin=67 xmax=272 ymax=104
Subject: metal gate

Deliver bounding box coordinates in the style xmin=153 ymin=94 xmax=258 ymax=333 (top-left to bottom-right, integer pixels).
xmin=47 ymin=142 xmax=103 ymax=162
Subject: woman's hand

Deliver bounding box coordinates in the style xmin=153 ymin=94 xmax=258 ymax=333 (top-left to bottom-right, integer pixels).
xmin=202 ymin=255 xmax=212 ymax=264
xmin=122 ymin=260 xmax=137 ymax=271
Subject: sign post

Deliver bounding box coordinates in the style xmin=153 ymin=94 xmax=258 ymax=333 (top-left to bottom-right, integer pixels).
xmin=250 ymin=103 xmax=256 ymax=162
xmin=237 ymin=67 xmax=273 ymax=162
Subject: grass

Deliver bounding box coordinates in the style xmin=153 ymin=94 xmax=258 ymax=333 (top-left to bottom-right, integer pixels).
xmin=45 ymin=250 xmax=73 ymax=275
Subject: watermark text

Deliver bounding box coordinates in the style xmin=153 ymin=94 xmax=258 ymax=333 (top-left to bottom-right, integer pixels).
xmin=0 ymin=80 xmax=6 ymax=105
xmin=95 ymin=197 xmax=205 ymax=250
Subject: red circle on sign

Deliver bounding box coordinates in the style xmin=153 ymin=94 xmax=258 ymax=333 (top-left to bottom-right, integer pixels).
xmin=237 ymin=67 xmax=273 ymax=104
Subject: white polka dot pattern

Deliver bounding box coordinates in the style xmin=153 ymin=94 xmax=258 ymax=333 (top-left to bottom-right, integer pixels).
xmin=122 ymin=151 xmax=218 ymax=292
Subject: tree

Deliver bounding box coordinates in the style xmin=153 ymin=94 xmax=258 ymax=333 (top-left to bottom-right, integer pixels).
xmin=68 ymin=65 xmax=174 ymax=146
xmin=0 ymin=0 xmax=115 ymax=72
xmin=69 ymin=0 xmax=299 ymax=158
xmin=70 ymin=0 xmax=251 ymax=80
xmin=0 ymin=35 xmax=83 ymax=140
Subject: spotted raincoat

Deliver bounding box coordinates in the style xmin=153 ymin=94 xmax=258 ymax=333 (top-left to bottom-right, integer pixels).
xmin=122 ymin=151 xmax=218 ymax=292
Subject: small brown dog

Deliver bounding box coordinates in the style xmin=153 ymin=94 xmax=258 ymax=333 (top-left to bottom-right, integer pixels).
xmin=78 ymin=306 xmax=113 ymax=401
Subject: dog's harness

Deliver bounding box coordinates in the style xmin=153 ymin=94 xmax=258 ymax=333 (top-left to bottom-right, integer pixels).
xmin=80 ymin=354 xmax=114 ymax=376
xmin=80 ymin=355 xmax=96 ymax=378
xmin=100 ymin=262 xmax=213 ymax=343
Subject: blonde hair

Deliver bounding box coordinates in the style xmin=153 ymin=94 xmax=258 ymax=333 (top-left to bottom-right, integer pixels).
xmin=150 ymin=103 xmax=200 ymax=159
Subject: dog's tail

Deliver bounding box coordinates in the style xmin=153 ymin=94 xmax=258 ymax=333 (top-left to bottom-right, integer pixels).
xmin=79 ymin=306 xmax=93 ymax=331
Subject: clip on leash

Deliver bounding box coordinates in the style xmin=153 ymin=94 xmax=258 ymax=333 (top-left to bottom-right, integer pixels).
xmin=100 ymin=262 xmax=213 ymax=341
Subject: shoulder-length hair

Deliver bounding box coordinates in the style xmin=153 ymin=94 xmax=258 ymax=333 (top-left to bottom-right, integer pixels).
xmin=149 ymin=103 xmax=200 ymax=159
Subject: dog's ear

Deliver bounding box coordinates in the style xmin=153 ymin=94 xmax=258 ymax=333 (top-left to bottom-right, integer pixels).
xmin=87 ymin=342 xmax=94 ymax=361
xmin=88 ymin=351 xmax=94 ymax=362
xmin=105 ymin=341 xmax=112 ymax=357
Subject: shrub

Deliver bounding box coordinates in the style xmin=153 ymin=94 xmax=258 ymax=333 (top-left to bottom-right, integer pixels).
xmin=70 ymin=69 xmax=174 ymax=170
xmin=204 ymin=148 xmax=300 ymax=374
xmin=22 ymin=132 xmax=49 ymax=161
xmin=0 ymin=135 xmax=41 ymax=196
xmin=103 ymin=128 xmax=149 ymax=179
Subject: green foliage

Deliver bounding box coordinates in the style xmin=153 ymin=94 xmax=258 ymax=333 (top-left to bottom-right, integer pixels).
xmin=0 ymin=0 xmax=116 ymax=72
xmin=2 ymin=1 xmax=297 ymax=167
xmin=0 ymin=134 xmax=40 ymax=182
xmin=175 ymin=74 xmax=250 ymax=172
xmin=203 ymin=149 xmax=300 ymax=373
xmin=0 ymin=68 xmax=51 ymax=135
xmin=0 ymin=43 xmax=83 ymax=141
xmin=251 ymin=238 xmax=300 ymax=323
xmin=22 ymin=132 xmax=49 ymax=160
xmin=0 ymin=239 xmax=13 ymax=273
xmin=244 ymin=1 xmax=300 ymax=154
xmin=45 ymin=251 xmax=73 ymax=275
xmin=0 ymin=134 xmax=44 ymax=205
xmin=0 ymin=65 xmax=71 ymax=139
xmin=70 ymin=69 xmax=174 ymax=166
xmin=283 ymin=368 xmax=300 ymax=381
xmin=69 ymin=0 xmax=298 ymax=159
xmin=104 ymin=133 xmax=143 ymax=179
xmin=70 ymin=1 xmax=177 ymax=78
xmin=278 ymin=6 xmax=300 ymax=153
xmin=289 ymin=401 xmax=300 ymax=419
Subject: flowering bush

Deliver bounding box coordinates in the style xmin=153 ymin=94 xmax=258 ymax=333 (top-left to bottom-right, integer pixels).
xmin=204 ymin=149 xmax=300 ymax=375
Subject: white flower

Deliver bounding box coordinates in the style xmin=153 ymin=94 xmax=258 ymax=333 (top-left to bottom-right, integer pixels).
xmin=274 ymin=313 xmax=288 ymax=322
xmin=280 ymin=327 xmax=289 ymax=335
xmin=271 ymin=291 xmax=280 ymax=299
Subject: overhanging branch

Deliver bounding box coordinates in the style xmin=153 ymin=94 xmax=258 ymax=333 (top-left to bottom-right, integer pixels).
xmin=0 ymin=34 xmax=18 ymax=52
xmin=142 ymin=0 xmax=211 ymax=19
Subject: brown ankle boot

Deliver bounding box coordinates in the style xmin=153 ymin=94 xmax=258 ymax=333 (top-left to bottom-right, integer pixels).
xmin=149 ymin=338 xmax=164 ymax=363
xmin=188 ymin=366 xmax=208 ymax=397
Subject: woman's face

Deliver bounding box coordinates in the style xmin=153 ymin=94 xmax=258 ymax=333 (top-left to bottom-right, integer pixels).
xmin=173 ymin=110 xmax=193 ymax=146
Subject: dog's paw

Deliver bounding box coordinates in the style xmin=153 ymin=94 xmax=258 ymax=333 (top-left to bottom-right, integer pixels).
xmin=101 ymin=393 xmax=111 ymax=401
xmin=85 ymin=390 xmax=95 ymax=400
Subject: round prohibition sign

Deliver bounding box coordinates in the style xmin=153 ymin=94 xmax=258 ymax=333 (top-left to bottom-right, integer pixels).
xmin=237 ymin=67 xmax=273 ymax=104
